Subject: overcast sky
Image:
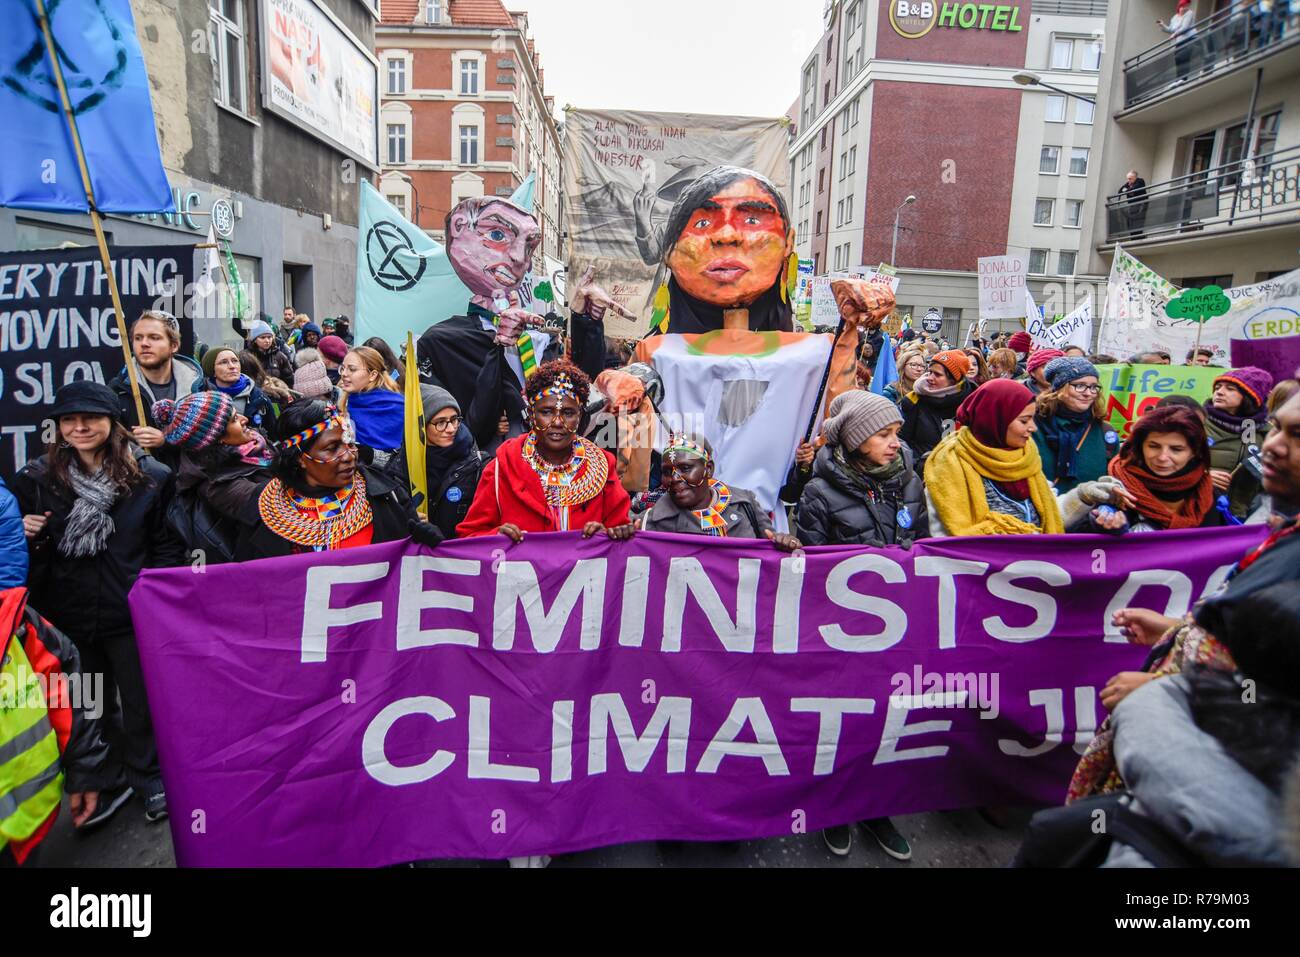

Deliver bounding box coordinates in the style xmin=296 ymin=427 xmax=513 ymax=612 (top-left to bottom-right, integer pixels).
xmin=516 ymin=0 xmax=826 ymax=120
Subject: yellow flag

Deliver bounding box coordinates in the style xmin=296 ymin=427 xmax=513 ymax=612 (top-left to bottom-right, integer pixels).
xmin=403 ymin=331 xmax=428 ymax=513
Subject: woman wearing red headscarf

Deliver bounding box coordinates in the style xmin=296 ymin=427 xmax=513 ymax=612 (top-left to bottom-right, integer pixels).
xmin=1099 ymin=404 xmax=1230 ymax=533
xmin=924 ymin=380 xmax=1129 ymax=536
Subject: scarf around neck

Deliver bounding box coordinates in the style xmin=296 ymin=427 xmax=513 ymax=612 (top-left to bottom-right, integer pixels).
xmin=835 ymin=445 xmax=905 ymax=491
xmin=925 ymin=428 xmax=1063 ymax=535
xmin=238 ymin=431 xmax=273 ymax=467
xmin=1037 ymin=406 xmax=1094 ymax=483
xmin=59 ymin=464 xmax=121 ymax=557
xmin=1108 ymin=453 xmax=1214 ymax=529
xmin=1203 ymin=398 xmax=1267 ymax=436
xmin=912 ymin=376 xmax=963 ymax=401
xmin=345 ymin=388 xmax=405 ymax=451
xmin=213 ymin=374 xmax=252 ymax=397
xmin=426 ymin=423 xmax=476 ymax=492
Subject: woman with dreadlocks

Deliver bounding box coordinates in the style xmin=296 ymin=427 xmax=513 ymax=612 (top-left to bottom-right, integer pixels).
xmin=639 ymin=431 xmax=800 ymax=550
xmin=456 ymin=360 xmax=634 ymax=541
xmin=235 ymin=398 xmax=438 ymax=559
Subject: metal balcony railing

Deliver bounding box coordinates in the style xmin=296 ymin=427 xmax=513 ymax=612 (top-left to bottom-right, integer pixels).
xmin=1104 ymin=143 xmax=1300 ymax=243
xmin=1034 ymin=0 xmax=1109 ymax=16
xmin=1123 ymin=4 xmax=1299 ymax=108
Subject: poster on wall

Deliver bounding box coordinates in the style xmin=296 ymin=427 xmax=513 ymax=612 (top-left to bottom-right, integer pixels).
xmin=261 ymin=0 xmax=379 ymax=169
xmin=561 ymin=108 xmax=789 ymax=336
xmin=0 ymin=245 xmax=196 ymax=478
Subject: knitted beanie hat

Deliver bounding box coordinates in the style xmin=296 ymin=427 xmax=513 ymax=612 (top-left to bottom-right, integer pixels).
xmin=318 ymin=335 xmax=348 ymax=363
xmin=1214 ymin=366 xmax=1274 ymax=409
xmin=293 ymin=359 xmax=333 ymax=399
xmin=930 ymin=350 xmax=971 ymax=384
xmin=420 ymin=384 xmax=460 ymax=416
xmin=247 ymin=320 xmax=274 ymax=341
xmin=823 ymin=389 xmax=904 ymax=451
xmin=1008 ymin=331 xmax=1033 ymax=354
xmin=153 ymin=391 xmax=234 ymax=450
xmin=1026 ymin=348 xmax=1066 ymax=375
xmin=201 ymin=345 xmax=239 ymax=379
xmin=1045 ymin=355 xmax=1099 ymax=391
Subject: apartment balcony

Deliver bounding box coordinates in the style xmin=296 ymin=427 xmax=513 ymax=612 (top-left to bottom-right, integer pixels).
xmin=1121 ymin=6 xmax=1300 ymax=118
xmin=1103 ymin=143 xmax=1300 ymax=251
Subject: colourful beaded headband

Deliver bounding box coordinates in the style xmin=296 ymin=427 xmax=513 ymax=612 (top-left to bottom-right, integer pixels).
xmin=530 ymin=372 xmax=577 ymax=405
xmin=664 ymin=434 xmax=711 ymax=464
xmin=278 ymin=407 xmax=347 ymax=451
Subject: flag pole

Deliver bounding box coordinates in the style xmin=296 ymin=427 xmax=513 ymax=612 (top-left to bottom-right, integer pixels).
xmin=35 ymin=0 xmax=147 ymax=428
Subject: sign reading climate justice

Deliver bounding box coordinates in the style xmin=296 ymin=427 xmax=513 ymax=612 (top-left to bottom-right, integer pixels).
xmin=130 ymin=527 xmax=1261 ymax=866
xmin=891 ymin=1 xmax=1025 ymax=38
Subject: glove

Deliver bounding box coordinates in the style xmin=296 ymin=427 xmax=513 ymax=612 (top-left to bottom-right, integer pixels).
xmin=408 ymin=518 xmax=446 ymax=548
xmin=1076 ymin=476 xmax=1120 ymax=507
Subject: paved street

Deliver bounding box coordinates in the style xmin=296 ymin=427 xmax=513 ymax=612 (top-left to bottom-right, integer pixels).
xmin=39 ymin=793 xmax=1031 ymax=868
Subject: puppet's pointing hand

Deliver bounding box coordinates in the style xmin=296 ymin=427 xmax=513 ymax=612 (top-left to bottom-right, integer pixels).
xmin=830 ymin=277 xmax=895 ymax=332
xmin=571 ymin=265 xmax=637 ymax=323
xmin=494 ymin=307 xmax=545 ymax=345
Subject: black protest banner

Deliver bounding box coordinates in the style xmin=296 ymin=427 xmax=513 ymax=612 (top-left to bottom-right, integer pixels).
xmin=0 ymin=244 xmax=195 ymax=478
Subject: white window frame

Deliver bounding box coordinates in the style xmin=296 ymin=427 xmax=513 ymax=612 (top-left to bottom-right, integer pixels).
xmin=424 ymin=0 xmax=442 ymax=24
xmin=381 ymin=101 xmax=412 ymax=165
xmin=851 ymin=98 xmax=860 ymax=126
xmin=1057 ymin=250 xmax=1077 ymax=276
xmin=460 ymin=59 xmax=479 ymax=96
xmin=385 ymin=193 xmax=407 ymax=217
xmin=1069 ymin=147 xmax=1090 ymax=176
xmin=836 ymin=199 xmax=845 ymax=227
xmin=1040 ymin=146 xmax=1061 ymax=174
xmin=847 ymin=0 xmax=860 ymax=32
xmin=208 ymin=0 xmax=249 ymax=116
xmin=839 ymin=152 xmax=847 ymax=180
xmin=386 ymin=123 xmax=407 ymax=164
xmin=1033 ymin=198 xmax=1055 ymax=226
xmin=451 ymin=171 xmax=485 ymax=208
xmin=386 ymin=57 xmax=406 ymax=95
xmin=459 ymin=125 xmax=479 ymax=165
xmin=845 ymin=194 xmax=853 ymax=224
xmin=451 ymin=102 xmax=485 ymax=167
xmin=1028 ymin=249 xmax=1049 ymax=275
xmin=1051 ymin=38 xmax=1074 ymax=71
xmin=1082 ymin=40 xmax=1103 ymax=72
xmin=1075 ymin=98 xmax=1094 ymax=125
xmin=848 ymin=145 xmax=856 ymax=175
xmin=1045 ymin=95 xmax=1066 ymax=123
xmin=1065 ymin=199 xmax=1084 ymax=228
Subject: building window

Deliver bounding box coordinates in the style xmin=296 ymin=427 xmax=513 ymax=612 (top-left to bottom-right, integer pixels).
xmin=836 ymin=199 xmax=844 ymax=227
xmin=840 ymin=110 xmax=850 ymax=135
xmin=1028 ymin=249 xmax=1048 ymax=275
xmin=1051 ymin=38 xmax=1074 ymax=71
xmin=425 ymin=0 xmax=441 ymax=23
xmin=387 ymin=58 xmax=406 ymax=95
xmin=1034 ymin=198 xmax=1054 ymax=226
xmin=818 ymin=169 xmax=825 ymax=193
xmin=847 ymin=1 xmax=860 ymax=32
xmin=1082 ymin=40 xmax=1103 ymax=72
xmin=820 ymin=127 xmax=827 ymax=150
xmin=851 ymin=97 xmax=860 ymax=126
xmin=459 ymin=125 xmax=479 ymax=165
xmin=847 ymin=146 xmax=856 ymax=174
xmin=1040 ymin=146 xmax=1061 ymax=174
xmin=208 ymin=0 xmax=248 ymax=115
xmin=845 ymin=194 xmax=853 ymax=223
xmin=386 ymin=194 xmax=407 ymax=217
xmin=839 ymin=153 xmax=847 ymax=180
xmin=386 ymin=123 xmax=406 ymax=164
xmin=824 ymin=80 xmax=831 ymax=107
xmin=1075 ymin=99 xmax=1094 ymax=124
xmin=460 ymin=59 xmax=479 ymax=95
xmin=1069 ymin=147 xmax=1090 ymax=176
xmin=1065 ymin=199 xmax=1084 ymax=227
xmin=815 ymin=210 xmax=823 ymax=234
xmin=1057 ymin=251 xmax=1077 ymax=276
xmin=1045 ymin=95 xmax=1066 ymax=122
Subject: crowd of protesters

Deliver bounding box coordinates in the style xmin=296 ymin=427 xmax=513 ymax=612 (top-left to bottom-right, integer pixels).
xmin=3 ymin=290 xmax=1298 ymax=871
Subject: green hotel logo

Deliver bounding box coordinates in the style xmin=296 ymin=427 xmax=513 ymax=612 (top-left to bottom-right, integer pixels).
xmin=890 ymin=2 xmax=1024 ymax=39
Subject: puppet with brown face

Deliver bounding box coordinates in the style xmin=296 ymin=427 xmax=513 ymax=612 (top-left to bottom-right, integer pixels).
xmin=445 ymin=196 xmax=545 ymax=343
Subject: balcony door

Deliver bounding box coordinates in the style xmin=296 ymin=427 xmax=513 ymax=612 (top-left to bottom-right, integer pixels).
xmin=1186 ymin=132 xmax=1218 ymax=184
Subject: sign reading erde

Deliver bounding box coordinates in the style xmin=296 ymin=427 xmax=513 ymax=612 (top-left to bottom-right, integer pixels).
xmin=890 ymin=1 xmax=1024 ymax=38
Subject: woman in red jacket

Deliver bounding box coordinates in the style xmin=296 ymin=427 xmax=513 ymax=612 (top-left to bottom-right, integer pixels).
xmin=457 ymin=360 xmax=634 ymax=541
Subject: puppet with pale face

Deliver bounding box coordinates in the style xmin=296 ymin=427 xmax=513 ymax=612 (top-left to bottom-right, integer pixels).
xmin=446 ymin=197 xmax=544 ymax=342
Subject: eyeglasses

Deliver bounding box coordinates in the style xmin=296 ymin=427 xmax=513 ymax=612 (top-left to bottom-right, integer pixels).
xmin=1068 ymin=383 xmax=1102 ymax=395
xmin=531 ymin=406 xmax=581 ymax=424
xmin=429 ymin=415 xmax=461 ymax=432
xmin=301 ymin=442 xmax=358 ymax=464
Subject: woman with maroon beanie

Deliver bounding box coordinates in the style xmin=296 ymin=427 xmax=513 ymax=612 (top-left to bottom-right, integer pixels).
xmin=1101 ymin=404 xmax=1228 ymax=533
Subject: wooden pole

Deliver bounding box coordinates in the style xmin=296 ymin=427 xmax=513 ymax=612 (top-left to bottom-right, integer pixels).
xmin=35 ymin=0 xmax=147 ymax=428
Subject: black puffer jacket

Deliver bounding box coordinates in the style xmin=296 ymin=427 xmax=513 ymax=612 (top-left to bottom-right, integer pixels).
xmin=899 ymin=380 xmax=975 ymax=463
xmin=795 ymin=444 xmax=929 ymax=548
xmin=12 ymin=449 xmax=188 ymax=642
xmin=387 ymin=441 xmax=485 ymax=541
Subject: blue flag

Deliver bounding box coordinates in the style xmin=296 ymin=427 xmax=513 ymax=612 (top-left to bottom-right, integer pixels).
xmin=0 ymin=0 xmax=173 ymax=213
xmin=356 ymin=180 xmax=471 ymax=346
xmin=869 ymin=333 xmax=898 ymax=396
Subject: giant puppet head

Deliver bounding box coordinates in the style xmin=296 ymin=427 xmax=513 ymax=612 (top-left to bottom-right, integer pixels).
xmin=661 ymin=166 xmax=795 ymax=332
xmin=445 ymin=196 xmax=542 ymax=302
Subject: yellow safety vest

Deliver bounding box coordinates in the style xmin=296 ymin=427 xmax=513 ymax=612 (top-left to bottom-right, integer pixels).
xmin=0 ymin=631 xmax=63 ymax=842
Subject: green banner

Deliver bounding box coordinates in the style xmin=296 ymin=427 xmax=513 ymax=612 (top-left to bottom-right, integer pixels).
xmin=1097 ymin=364 xmax=1220 ymax=439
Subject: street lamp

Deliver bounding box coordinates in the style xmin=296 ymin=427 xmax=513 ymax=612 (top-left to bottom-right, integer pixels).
xmin=891 ymin=194 xmax=916 ymax=267
xmin=397 ymin=173 xmax=421 ymax=227
xmin=1012 ymin=70 xmax=1096 ymax=105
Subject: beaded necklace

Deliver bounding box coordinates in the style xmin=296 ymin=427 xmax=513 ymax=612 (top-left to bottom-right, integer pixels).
xmin=258 ymin=471 xmax=374 ymax=550
xmin=522 ymin=433 xmax=609 ymax=530
xmin=692 ymin=479 xmax=733 ymax=536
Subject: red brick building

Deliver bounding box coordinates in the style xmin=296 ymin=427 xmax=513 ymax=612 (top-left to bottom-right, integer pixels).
xmin=376 ymin=0 xmax=562 ymax=264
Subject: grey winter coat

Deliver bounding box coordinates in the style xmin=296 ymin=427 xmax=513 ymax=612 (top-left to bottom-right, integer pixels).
xmin=796 ymin=445 xmax=929 ymax=547
xmin=642 ymin=483 xmax=772 ymax=539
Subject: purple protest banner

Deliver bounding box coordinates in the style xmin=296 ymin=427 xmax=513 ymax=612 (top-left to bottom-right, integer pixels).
xmin=129 ymin=526 xmax=1264 ymax=867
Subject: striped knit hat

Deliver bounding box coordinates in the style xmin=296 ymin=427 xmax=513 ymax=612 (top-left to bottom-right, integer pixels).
xmin=1214 ymin=366 xmax=1274 ymax=409
xmin=153 ymin=392 xmax=235 ymax=450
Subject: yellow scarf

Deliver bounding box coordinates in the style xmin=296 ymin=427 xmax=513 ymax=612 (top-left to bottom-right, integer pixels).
xmin=924 ymin=428 xmax=1064 ymax=535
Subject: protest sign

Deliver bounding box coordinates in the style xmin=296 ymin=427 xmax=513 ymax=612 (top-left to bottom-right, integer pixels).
xmin=1029 ymin=301 xmax=1092 ymax=351
xmin=0 ymin=244 xmax=194 ymax=478
xmin=1230 ymin=265 xmax=1300 ymax=385
xmin=977 ymin=255 xmax=1027 ymax=320
xmin=561 ymin=108 xmax=789 ymax=336
xmin=130 ymin=526 xmax=1262 ymax=867
xmin=1097 ymin=363 xmax=1220 ymax=439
